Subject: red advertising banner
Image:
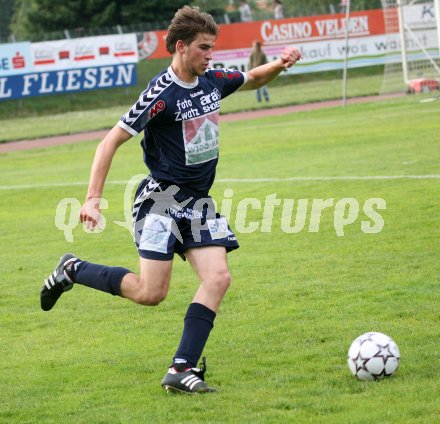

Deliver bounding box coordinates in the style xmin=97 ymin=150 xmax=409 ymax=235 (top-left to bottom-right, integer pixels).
xmin=138 ymin=9 xmax=388 ymax=60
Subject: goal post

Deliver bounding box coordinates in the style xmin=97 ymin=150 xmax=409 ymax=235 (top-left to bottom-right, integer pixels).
xmin=436 ymin=0 xmax=440 ymax=55
xmin=381 ymin=0 xmax=440 ymax=93
xmin=397 ymin=0 xmax=409 ymax=84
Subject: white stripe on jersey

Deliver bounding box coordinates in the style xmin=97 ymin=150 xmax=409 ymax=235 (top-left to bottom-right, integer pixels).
xmin=122 ymin=72 xmax=173 ymax=127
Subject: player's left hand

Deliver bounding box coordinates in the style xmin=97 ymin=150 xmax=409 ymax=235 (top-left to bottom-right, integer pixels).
xmin=280 ymin=46 xmax=302 ymax=69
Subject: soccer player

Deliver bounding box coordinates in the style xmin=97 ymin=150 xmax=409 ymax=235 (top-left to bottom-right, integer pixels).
xmin=41 ymin=6 xmax=302 ymax=394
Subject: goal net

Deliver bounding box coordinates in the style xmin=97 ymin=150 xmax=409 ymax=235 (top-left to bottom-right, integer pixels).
xmin=380 ymin=0 xmax=440 ymax=93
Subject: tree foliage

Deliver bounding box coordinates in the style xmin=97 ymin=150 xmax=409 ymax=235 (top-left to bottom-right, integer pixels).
xmin=9 ymin=0 xmax=384 ymax=41
xmin=0 ymin=0 xmax=16 ymax=39
xmin=10 ymin=0 xmax=188 ymax=40
xmin=281 ymin=0 xmax=382 ymax=16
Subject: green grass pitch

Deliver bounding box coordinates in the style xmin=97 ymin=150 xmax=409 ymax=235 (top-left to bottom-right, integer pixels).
xmin=1 ymin=95 xmax=439 ymax=423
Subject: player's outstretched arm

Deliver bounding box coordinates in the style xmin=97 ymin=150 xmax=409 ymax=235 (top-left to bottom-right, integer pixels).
xmin=241 ymin=46 xmax=302 ymax=90
xmin=80 ymin=124 xmax=132 ymax=229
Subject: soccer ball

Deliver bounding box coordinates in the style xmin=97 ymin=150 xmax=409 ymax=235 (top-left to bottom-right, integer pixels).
xmin=347 ymin=332 xmax=400 ymax=380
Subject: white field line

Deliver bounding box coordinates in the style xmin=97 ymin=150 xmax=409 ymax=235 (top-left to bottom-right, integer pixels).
xmin=1 ymin=175 xmax=440 ymax=190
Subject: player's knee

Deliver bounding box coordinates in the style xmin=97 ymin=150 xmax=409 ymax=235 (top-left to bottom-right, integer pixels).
xmin=222 ymin=270 xmax=232 ymax=291
xmin=209 ymin=269 xmax=231 ymax=294
xmin=135 ymin=288 xmax=167 ymax=306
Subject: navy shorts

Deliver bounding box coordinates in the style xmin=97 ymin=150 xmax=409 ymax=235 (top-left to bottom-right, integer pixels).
xmin=132 ymin=177 xmax=239 ymax=260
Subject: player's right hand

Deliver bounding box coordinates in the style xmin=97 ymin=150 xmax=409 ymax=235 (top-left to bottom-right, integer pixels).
xmin=80 ymin=197 xmax=103 ymax=231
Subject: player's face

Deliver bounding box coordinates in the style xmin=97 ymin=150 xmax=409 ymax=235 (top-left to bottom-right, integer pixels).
xmin=184 ymin=33 xmax=216 ymax=77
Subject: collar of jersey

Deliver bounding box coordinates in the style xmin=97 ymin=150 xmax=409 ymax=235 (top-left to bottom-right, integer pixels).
xmin=168 ymin=66 xmax=199 ymax=89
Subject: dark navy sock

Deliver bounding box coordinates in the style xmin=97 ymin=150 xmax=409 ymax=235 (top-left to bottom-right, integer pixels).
xmin=173 ymin=303 xmax=216 ymax=368
xmin=69 ymin=260 xmax=131 ymax=297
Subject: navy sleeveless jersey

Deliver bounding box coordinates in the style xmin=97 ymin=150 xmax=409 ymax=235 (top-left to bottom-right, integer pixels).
xmin=118 ymin=66 xmax=247 ymax=195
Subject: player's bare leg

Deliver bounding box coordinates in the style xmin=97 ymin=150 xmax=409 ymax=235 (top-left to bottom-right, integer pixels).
xmin=120 ymin=258 xmax=173 ymax=306
xmin=186 ymin=245 xmax=231 ymax=312
xmin=161 ymin=246 xmax=231 ymax=394
xmin=41 ymin=255 xmax=173 ymax=310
